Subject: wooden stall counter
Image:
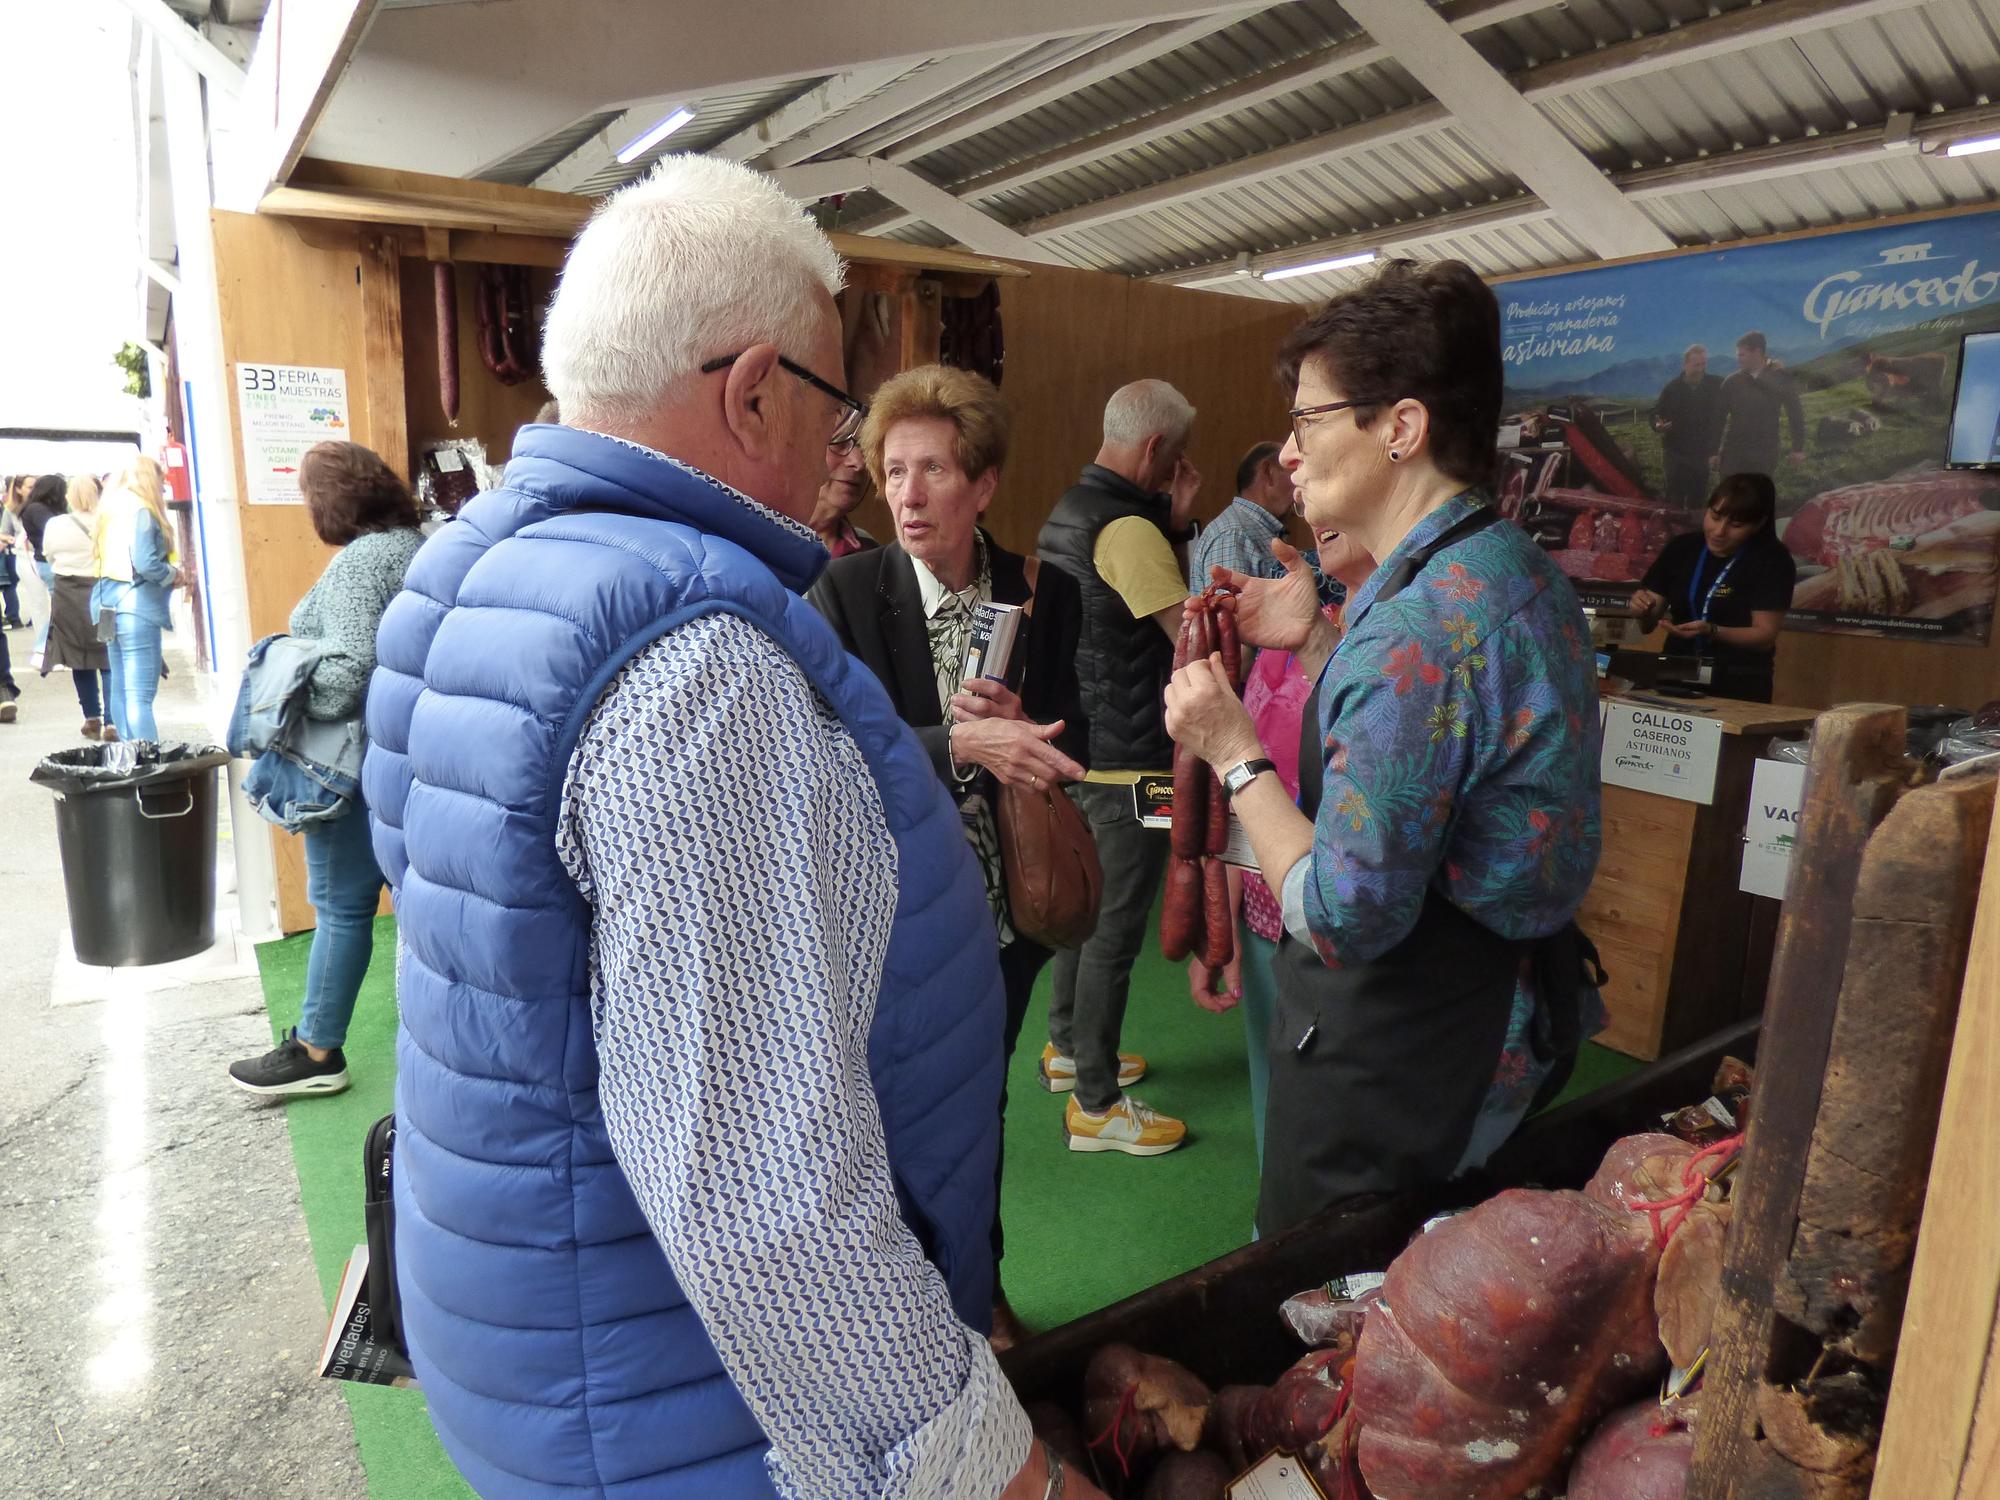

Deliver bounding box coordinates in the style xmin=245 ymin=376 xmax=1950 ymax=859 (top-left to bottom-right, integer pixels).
xmin=1583 ymin=690 xmax=1818 ymax=1059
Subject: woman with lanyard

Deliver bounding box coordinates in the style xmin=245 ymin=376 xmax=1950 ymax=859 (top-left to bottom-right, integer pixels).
xmin=1630 ymin=471 xmax=1796 ymax=703
xmin=1165 ymin=259 xmax=1606 ymax=1236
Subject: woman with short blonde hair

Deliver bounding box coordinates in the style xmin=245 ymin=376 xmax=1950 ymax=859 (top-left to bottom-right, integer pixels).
xmin=90 ymin=453 xmax=181 ymax=740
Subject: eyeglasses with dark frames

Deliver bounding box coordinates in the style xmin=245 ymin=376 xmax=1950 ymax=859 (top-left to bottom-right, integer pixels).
xmin=701 ymin=351 xmax=867 ymax=447
xmin=1288 ymin=396 xmax=1389 ymax=449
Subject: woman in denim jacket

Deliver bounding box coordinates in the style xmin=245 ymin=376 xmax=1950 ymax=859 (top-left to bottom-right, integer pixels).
xmin=90 ymin=456 xmax=180 ymax=742
xmin=229 ymin=442 xmax=424 ymax=1098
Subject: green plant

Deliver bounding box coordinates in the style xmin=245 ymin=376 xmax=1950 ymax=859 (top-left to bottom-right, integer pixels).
xmin=113 ymin=342 xmax=151 ymax=399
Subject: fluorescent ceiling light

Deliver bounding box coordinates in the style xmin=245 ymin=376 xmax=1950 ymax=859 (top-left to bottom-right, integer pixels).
xmin=1945 ymin=133 xmax=2000 ymax=158
xmin=617 ymin=107 xmax=697 ymax=164
xmin=1259 ymin=250 xmax=1378 ymax=282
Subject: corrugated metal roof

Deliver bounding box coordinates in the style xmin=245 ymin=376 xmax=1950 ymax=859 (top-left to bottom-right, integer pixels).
xmin=481 ymin=110 xmax=624 ymax=187
xmin=556 ymin=79 xmax=829 ymax=196
xmin=471 ymin=0 xmax=2000 ymax=299
xmin=907 ymin=0 xmax=1371 ymax=188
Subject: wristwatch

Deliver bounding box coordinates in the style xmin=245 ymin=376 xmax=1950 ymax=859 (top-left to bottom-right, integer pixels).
xmin=1221 ymin=757 xmax=1276 ymax=799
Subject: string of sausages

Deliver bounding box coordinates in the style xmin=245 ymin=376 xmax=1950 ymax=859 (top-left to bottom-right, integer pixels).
xmin=1161 ymin=584 xmax=1244 ymax=981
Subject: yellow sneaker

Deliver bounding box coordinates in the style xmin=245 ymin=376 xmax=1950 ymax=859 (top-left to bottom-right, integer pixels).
xmin=1064 ymin=1094 xmax=1187 ymax=1157
xmin=1039 ymin=1042 xmax=1145 ymax=1094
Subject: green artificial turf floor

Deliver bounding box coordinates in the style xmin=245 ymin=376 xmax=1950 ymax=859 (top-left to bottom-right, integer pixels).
xmin=256 ymin=909 xmax=1639 ymax=1499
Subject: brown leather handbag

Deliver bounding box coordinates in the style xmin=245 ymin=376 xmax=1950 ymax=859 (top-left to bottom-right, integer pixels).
xmin=997 ymin=779 xmax=1102 ymax=949
xmin=994 ymin=557 xmax=1102 ymax=949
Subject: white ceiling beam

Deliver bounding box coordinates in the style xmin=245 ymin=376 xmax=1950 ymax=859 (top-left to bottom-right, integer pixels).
xmin=1339 ymin=0 xmax=1669 ymax=259
xmin=847 ymin=0 xmax=1571 ymax=236
xmin=877 ymin=5 xmax=1269 ymax=164
xmin=760 ymin=46 xmax=1029 ymax=168
xmin=1020 ymin=0 xmax=1892 ymax=245
xmin=314 ymin=0 xmax=1227 ymax=179
xmin=1516 ymin=0 xmax=1926 ymax=102
xmin=840 ymin=31 xmax=1136 ymax=161
xmin=218 ymin=0 xmax=380 ymax=210
xmin=708 ymin=62 xmax=916 ymax=163
xmin=535 ymin=62 xmax=925 ymax=194
xmin=1023 ymin=101 xmax=1451 ymax=237
xmin=1147 ymin=97 xmax=2000 ymax=290
xmin=1153 ymin=195 xmax=1554 ymax=287
xmin=107 ymin=0 xmax=245 ymax=99
xmin=768 ymin=158 xmax=1066 ymax=264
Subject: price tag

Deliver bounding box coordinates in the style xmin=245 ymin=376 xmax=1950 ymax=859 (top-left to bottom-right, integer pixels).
xmin=1228 ymin=1451 xmax=1330 ymax=1500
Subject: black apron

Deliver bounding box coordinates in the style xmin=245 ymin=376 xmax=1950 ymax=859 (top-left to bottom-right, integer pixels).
xmin=1256 ymin=507 xmax=1601 ymax=1236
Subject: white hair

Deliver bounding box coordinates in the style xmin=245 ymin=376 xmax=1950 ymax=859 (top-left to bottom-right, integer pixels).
xmin=1103 ymin=379 xmax=1196 ymax=450
xmin=542 ymin=154 xmax=846 ymax=429
xmin=1684 ymin=343 xmax=1708 ymax=359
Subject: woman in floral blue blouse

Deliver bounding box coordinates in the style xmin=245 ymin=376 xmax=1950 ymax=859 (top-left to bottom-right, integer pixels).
xmin=1165 ymin=259 xmax=1606 ymax=1236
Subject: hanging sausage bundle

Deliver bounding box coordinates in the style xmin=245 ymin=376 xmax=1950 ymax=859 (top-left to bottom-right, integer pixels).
xmin=1161 ymin=584 xmax=1244 ymax=984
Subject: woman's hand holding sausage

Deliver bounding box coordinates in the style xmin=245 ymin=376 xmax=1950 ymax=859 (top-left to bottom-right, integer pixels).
xmin=1165 ymin=654 xmax=1261 ymax=772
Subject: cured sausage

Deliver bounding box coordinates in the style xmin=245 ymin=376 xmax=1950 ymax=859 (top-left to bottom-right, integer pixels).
xmin=434 ymin=263 xmax=459 ymax=424
xmin=1160 ymin=856 xmax=1206 ymax=964
xmin=1169 ymin=599 xmax=1206 ymax=861
xmin=1216 ymin=594 xmax=1241 ymax=688
xmin=1200 ymin=856 xmax=1232 ymax=971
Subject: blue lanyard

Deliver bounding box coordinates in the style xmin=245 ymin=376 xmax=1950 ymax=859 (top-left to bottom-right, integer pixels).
xmin=1687 ymin=548 xmax=1740 ymax=623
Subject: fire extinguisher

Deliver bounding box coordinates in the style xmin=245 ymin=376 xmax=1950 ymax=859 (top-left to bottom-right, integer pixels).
xmin=160 ymin=441 xmax=192 ymax=503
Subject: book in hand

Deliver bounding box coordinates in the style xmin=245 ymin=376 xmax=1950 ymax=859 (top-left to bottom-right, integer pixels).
xmin=320 ymin=1243 xmax=418 ymax=1388
xmin=962 ymin=601 xmax=1024 ymax=687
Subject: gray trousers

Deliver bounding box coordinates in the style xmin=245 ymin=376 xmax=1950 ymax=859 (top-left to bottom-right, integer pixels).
xmin=1047 ymin=780 xmax=1170 ymax=1111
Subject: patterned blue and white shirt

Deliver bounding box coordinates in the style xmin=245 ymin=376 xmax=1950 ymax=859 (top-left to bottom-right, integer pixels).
xmin=555 ymin=487 xmax=1029 ymax=1499
xmin=1189 ymin=495 xmax=1347 ymax=608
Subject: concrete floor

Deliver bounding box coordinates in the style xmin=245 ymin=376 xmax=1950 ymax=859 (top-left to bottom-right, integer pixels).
xmin=0 ymin=580 xmax=367 ymax=1497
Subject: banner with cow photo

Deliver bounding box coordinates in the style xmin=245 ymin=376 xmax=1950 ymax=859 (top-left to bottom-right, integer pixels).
xmin=1496 ymin=210 xmax=2000 ymax=644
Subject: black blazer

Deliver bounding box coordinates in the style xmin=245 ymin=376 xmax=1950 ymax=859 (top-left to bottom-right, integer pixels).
xmin=808 ymin=533 xmax=1087 ymax=784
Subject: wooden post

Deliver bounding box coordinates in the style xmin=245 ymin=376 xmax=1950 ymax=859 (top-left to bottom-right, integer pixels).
xmin=1689 ymin=706 xmax=1908 ymax=1498
xmin=1870 ymin=798 xmax=2000 ymax=1500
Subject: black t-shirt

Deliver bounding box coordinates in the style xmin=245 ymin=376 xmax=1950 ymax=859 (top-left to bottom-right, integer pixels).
xmin=1640 ymin=531 xmax=1797 ymax=689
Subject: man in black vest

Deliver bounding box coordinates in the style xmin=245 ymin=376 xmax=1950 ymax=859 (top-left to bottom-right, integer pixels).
xmin=1652 ymin=344 xmax=1725 ymax=509
xmin=1036 ymin=380 xmax=1201 ymax=1157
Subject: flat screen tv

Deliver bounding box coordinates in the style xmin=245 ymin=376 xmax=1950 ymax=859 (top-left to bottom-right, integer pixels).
xmin=1945 ymin=329 xmax=2000 ymax=469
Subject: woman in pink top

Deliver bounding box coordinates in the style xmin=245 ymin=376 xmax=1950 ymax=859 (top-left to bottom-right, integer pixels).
xmin=1189 ymin=528 xmax=1372 ymax=1162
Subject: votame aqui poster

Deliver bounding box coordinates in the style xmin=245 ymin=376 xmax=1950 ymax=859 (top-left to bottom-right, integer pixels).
xmin=1496 ymin=211 xmax=2000 ymax=644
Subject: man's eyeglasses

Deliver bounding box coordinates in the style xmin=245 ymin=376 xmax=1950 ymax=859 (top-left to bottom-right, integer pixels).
xmin=701 ymin=351 xmax=866 ymax=447
xmin=1289 ymin=396 xmax=1387 ymax=448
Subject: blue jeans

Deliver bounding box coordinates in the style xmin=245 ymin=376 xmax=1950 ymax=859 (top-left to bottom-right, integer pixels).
xmin=106 ymin=614 xmax=163 ymax=741
xmin=73 ymin=669 xmax=108 ymax=721
xmin=297 ymin=803 xmax=385 ymax=1051
xmin=34 ymin=562 xmax=54 ymax=651
xmin=1239 ymin=929 xmax=1278 ymax=1168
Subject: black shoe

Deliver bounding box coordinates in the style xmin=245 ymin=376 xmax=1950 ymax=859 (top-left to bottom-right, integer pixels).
xmin=229 ymin=1028 xmax=350 ymax=1096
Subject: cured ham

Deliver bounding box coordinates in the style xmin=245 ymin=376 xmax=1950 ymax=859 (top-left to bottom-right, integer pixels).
xmin=1782 ymin=474 xmax=1996 ymax=565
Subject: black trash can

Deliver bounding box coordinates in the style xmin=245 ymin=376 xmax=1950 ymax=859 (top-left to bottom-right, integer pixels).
xmin=32 ymin=742 xmax=232 ymax=967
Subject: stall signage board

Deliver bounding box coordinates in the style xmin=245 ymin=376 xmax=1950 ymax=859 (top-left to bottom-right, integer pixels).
xmin=1600 ymin=702 xmax=1724 ymax=803
xmin=1741 ymin=757 xmax=1807 ymax=899
xmin=237 ymin=363 xmax=350 ymax=504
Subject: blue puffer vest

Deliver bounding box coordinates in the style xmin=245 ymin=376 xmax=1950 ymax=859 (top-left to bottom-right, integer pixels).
xmin=362 ymin=424 xmax=1007 ymax=1500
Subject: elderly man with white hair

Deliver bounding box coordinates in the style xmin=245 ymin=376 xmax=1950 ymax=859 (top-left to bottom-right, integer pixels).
xmin=364 ymin=156 xmax=1101 ymax=1500
xmin=1033 ymin=380 xmax=1203 ymax=1158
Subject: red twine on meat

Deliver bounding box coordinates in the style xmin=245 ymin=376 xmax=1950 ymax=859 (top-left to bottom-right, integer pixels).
xmin=1626 ymin=1133 xmax=1744 ymax=1248
xmin=1086 ymin=1385 xmax=1140 ymax=1480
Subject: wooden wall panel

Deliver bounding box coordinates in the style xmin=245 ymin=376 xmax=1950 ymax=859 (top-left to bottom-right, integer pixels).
xmin=213 ymin=210 xmax=416 ymax=933
xmin=398 ymin=258 xmax=555 ymax=472
xmin=1776 ymin=629 xmax=2000 ymax=718
xmin=851 ymin=262 xmax=1305 ymax=560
